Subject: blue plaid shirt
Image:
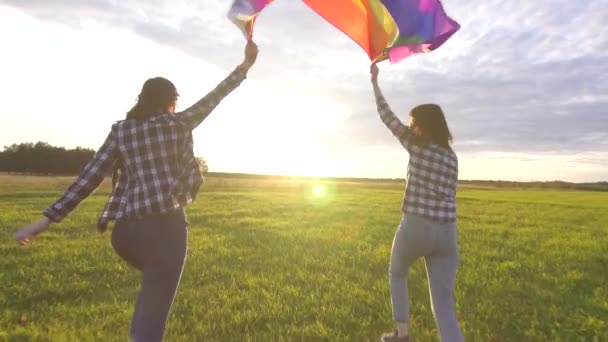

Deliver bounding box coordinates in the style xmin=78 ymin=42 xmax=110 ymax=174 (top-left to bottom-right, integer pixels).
xmin=44 ymin=67 xmax=248 ymax=230
xmin=375 ymin=91 xmax=458 ymax=222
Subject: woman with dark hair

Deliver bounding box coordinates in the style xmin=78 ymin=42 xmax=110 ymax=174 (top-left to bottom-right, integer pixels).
xmin=14 ymin=40 xmax=259 ymax=341
xmin=371 ymin=64 xmax=463 ymax=342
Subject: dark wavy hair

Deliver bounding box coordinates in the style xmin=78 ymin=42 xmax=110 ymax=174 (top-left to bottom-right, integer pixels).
xmin=126 ymin=77 xmax=179 ymax=120
xmin=408 ymin=103 xmax=453 ymax=150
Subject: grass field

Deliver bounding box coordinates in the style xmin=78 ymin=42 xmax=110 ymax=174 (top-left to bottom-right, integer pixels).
xmin=1 ymin=175 xmax=607 ymax=341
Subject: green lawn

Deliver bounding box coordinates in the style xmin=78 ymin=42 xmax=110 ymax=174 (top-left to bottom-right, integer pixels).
xmin=1 ymin=175 xmax=607 ymax=341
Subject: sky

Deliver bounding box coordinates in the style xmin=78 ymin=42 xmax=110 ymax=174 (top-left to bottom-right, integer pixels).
xmin=0 ymin=0 xmax=606 ymax=182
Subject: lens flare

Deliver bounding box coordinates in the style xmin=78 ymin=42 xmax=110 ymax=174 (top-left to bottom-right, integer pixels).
xmin=312 ymin=185 xmax=326 ymax=197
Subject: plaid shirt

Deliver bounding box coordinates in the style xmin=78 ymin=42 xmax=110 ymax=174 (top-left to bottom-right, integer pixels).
xmin=44 ymin=67 xmax=248 ymax=230
xmin=375 ymin=90 xmax=458 ymax=223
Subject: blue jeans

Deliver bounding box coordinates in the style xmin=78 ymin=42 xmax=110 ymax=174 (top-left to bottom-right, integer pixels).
xmin=389 ymin=214 xmax=463 ymax=342
xmin=111 ymin=208 xmax=188 ymax=342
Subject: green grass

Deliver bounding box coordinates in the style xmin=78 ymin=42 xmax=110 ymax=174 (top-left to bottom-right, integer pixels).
xmin=1 ymin=175 xmax=607 ymax=341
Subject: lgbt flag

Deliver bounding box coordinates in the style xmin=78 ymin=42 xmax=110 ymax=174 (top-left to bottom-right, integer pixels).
xmin=228 ymin=0 xmax=459 ymax=63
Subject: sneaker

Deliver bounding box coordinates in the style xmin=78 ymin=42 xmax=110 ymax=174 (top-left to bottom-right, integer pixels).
xmin=380 ymin=329 xmax=410 ymax=342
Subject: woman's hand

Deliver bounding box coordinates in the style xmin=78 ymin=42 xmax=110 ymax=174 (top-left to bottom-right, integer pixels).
xmin=14 ymin=217 xmax=51 ymax=245
xmin=239 ymin=40 xmax=259 ymax=72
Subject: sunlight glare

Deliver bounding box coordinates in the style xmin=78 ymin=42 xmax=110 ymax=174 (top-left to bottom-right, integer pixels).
xmin=312 ymin=184 xmax=326 ymax=197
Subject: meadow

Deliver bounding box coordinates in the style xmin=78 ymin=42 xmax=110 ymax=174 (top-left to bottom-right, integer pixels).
xmin=1 ymin=175 xmax=607 ymax=341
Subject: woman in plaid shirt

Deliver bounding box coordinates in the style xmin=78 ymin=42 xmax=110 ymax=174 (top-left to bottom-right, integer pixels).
xmin=371 ymin=64 xmax=463 ymax=342
xmin=15 ymin=40 xmax=259 ymax=341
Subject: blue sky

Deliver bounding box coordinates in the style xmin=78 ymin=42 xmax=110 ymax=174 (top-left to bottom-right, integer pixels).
xmin=0 ymin=0 xmax=606 ymax=181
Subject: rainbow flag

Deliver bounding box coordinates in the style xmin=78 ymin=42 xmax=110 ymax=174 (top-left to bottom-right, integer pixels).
xmin=227 ymin=0 xmax=274 ymax=38
xmin=228 ymin=0 xmax=459 ymax=63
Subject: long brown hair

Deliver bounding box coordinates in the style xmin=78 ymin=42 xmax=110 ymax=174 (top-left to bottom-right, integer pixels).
xmin=409 ymin=103 xmax=453 ymax=150
xmin=126 ymin=77 xmax=178 ymax=121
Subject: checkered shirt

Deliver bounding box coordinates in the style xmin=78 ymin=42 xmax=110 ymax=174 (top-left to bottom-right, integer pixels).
xmin=375 ymin=92 xmax=458 ymax=222
xmin=43 ymin=67 xmax=247 ymax=229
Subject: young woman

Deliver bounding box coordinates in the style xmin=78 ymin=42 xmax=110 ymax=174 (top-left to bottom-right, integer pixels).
xmin=14 ymin=40 xmax=259 ymax=342
xmin=371 ymin=64 xmax=463 ymax=342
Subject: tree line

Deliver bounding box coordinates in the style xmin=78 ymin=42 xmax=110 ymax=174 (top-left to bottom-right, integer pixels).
xmin=1 ymin=142 xmax=604 ymax=191
xmin=0 ymin=142 xmax=95 ymax=175
xmin=0 ymin=142 xmax=208 ymax=175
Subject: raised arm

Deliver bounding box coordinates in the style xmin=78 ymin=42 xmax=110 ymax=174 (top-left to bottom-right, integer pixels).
xmin=176 ymin=40 xmax=259 ymax=129
xmin=14 ymin=125 xmax=119 ymax=243
xmin=371 ymin=64 xmax=411 ymax=150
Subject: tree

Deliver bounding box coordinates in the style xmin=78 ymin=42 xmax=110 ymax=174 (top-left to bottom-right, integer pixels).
xmin=196 ymin=157 xmax=209 ymax=174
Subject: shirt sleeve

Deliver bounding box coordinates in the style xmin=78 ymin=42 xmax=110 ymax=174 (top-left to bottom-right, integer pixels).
xmin=175 ymin=66 xmax=247 ymax=130
xmin=43 ymin=125 xmax=119 ymax=222
xmin=375 ymin=89 xmax=411 ymax=151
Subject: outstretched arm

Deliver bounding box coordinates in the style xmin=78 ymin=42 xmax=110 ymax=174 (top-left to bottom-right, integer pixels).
xmin=371 ymin=64 xmax=410 ymax=150
xmin=176 ymin=40 xmax=259 ymax=129
xmin=14 ymin=126 xmax=119 ymax=244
